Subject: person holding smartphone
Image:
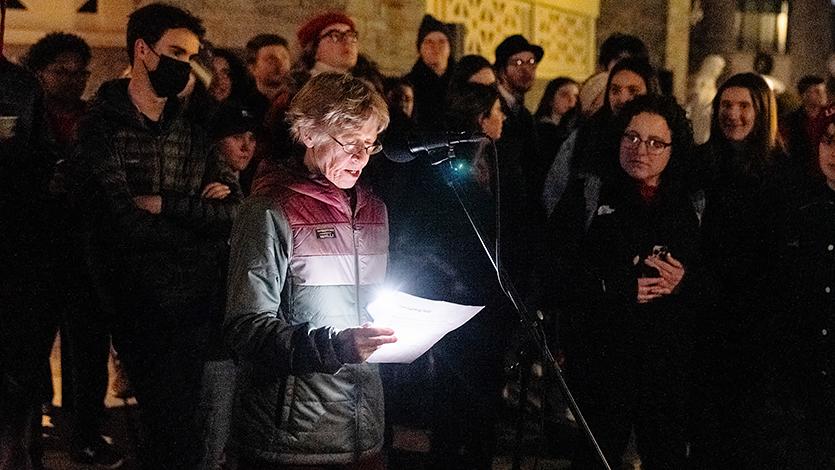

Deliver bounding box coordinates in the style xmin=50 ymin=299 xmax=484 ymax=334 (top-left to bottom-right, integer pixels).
xmin=545 ymin=94 xmax=703 ymax=469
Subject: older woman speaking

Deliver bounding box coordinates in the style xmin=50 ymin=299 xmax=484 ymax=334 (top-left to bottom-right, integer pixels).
xmin=224 ymin=73 xmax=396 ymax=470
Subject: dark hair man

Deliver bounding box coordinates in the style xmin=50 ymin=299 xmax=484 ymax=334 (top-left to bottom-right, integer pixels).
xmin=0 ymin=55 xmax=60 ymax=470
xmin=598 ymin=33 xmax=649 ymax=71
xmin=493 ymin=34 xmax=548 ymax=213
xmin=25 ymin=32 xmax=125 ymax=468
xmin=25 ymin=33 xmax=91 ymax=136
xmin=72 ymin=4 xmax=240 ymax=469
xmin=244 ymin=34 xmax=291 ymax=119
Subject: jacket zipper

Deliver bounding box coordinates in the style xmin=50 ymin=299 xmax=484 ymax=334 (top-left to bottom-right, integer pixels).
xmin=351 ymin=205 xmax=362 ymax=459
xmin=351 ymin=210 xmax=361 ymax=324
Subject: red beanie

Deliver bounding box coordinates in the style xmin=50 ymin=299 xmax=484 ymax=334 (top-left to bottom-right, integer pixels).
xmin=297 ymin=12 xmax=356 ymax=50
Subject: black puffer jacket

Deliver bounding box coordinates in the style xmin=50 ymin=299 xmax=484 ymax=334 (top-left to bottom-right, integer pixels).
xmin=73 ymin=79 xmax=240 ymax=332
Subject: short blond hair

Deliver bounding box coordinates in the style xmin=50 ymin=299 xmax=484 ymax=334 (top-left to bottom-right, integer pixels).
xmin=288 ymin=72 xmax=389 ymax=145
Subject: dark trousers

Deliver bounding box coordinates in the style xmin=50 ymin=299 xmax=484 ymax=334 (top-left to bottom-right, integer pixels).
xmin=689 ymin=350 xmax=809 ymax=470
xmin=0 ymin=278 xmax=58 ymax=470
xmin=428 ymin=307 xmax=512 ymax=470
xmin=56 ymin=260 xmax=111 ymax=446
xmin=569 ymin=382 xmax=688 ymax=470
xmin=113 ymin=323 xmax=209 ymax=470
xmin=568 ymin=342 xmax=690 ymax=470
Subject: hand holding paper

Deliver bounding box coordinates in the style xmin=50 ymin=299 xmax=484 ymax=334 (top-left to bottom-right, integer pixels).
xmin=365 ymin=290 xmax=484 ymax=363
xmin=335 ymin=324 xmax=397 ymax=363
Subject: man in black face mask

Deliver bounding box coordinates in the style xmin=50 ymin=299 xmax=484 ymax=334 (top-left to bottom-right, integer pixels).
xmin=72 ymin=4 xmax=241 ymax=470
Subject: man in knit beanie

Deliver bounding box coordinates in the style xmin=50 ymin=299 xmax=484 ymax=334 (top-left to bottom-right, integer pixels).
xmin=405 ymin=14 xmax=455 ymax=130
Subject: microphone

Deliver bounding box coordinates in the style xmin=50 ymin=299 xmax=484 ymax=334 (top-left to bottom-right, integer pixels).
xmin=382 ymin=131 xmax=486 ymax=163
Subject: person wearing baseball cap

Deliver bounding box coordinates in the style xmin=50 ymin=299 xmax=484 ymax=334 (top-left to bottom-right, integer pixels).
xmin=210 ymin=103 xmax=258 ymax=184
xmin=405 ymin=14 xmax=455 ymax=129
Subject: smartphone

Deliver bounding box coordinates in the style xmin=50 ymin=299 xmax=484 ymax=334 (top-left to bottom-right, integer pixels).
xmin=638 ymin=245 xmax=669 ymax=278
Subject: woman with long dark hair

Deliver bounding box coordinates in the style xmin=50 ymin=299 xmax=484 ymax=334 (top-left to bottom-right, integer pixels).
xmin=208 ymin=48 xmax=251 ymax=105
xmin=691 ymin=72 xmax=801 ymax=468
xmin=535 ymin=77 xmax=580 ymax=189
xmin=547 ymin=94 xmax=701 ymax=469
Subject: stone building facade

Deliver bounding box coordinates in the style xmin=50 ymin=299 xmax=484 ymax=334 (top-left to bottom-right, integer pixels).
xmin=3 ymin=1 xmax=831 ymax=105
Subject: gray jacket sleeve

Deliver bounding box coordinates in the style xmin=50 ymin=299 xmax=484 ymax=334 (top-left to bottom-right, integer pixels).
xmin=224 ymin=197 xmax=343 ymax=375
xmin=542 ymin=129 xmax=578 ymax=218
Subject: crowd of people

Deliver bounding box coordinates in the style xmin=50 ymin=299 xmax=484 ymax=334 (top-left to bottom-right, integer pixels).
xmin=1 ymin=2 xmax=835 ymax=470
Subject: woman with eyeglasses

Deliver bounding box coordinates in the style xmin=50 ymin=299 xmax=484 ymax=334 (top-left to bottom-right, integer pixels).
xmin=224 ymin=73 xmax=397 ymax=470
xmin=546 ymin=94 xmax=701 ymax=469
xmin=689 ymin=72 xmax=804 ymax=468
xmin=542 ymin=57 xmax=658 ymax=217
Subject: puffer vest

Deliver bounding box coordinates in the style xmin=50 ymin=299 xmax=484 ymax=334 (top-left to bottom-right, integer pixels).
xmin=243 ymin=161 xmax=388 ymax=465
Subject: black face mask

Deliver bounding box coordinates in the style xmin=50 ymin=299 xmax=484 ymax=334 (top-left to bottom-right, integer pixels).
xmin=144 ymin=48 xmax=192 ymax=98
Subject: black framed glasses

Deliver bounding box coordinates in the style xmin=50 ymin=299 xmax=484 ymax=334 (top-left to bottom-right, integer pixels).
xmin=319 ymin=29 xmax=359 ymax=44
xmin=621 ymin=131 xmax=672 ymax=154
xmin=329 ymin=134 xmax=382 ymax=156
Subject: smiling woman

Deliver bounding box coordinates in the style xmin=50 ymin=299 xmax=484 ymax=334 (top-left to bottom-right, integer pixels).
xmin=690 ymin=71 xmax=803 ymax=467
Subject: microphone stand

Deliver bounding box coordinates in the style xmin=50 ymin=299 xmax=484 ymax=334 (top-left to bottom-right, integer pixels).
xmin=432 ymin=144 xmax=612 ymax=470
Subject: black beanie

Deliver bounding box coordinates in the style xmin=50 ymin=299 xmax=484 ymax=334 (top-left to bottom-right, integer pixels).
xmin=416 ymin=14 xmax=452 ymax=50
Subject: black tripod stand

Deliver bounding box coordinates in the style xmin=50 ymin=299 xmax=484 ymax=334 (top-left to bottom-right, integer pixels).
xmin=431 ymin=142 xmax=612 ymax=470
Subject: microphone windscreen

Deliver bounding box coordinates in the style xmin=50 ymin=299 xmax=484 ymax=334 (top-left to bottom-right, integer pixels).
xmin=382 ymin=132 xmax=417 ymax=163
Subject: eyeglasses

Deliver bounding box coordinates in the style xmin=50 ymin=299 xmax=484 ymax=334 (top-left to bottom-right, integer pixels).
xmin=508 ymin=57 xmax=537 ymax=68
xmin=329 ymin=134 xmax=382 ymax=156
xmin=621 ymin=131 xmax=672 ymax=154
xmin=319 ymin=29 xmax=359 ymax=44
xmin=821 ymin=132 xmax=835 ymax=146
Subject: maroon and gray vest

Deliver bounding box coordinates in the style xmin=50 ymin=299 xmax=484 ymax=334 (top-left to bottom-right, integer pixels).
xmin=243 ymin=161 xmax=388 ymax=464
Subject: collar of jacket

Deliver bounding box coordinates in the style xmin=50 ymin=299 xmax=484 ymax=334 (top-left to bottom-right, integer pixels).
xmin=251 ymin=156 xmax=372 ymax=218
xmin=409 ymin=58 xmax=451 ymax=83
xmin=89 ymin=78 xmax=184 ymax=133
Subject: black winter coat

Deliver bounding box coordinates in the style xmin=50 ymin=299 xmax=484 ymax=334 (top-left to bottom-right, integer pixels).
xmin=784 ymin=186 xmax=835 ymax=394
xmin=546 ymin=174 xmax=704 ymax=381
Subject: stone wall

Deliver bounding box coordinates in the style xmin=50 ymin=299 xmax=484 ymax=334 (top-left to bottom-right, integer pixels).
xmin=786 ymin=0 xmax=833 ymax=87
xmin=139 ymin=0 xmax=425 ymax=75
xmin=427 ymin=0 xmax=599 ymax=82
xmin=595 ymin=0 xmax=692 ymax=101
xmin=664 ymin=0 xmax=691 ymax=101
xmin=596 ymin=0 xmax=668 ymax=69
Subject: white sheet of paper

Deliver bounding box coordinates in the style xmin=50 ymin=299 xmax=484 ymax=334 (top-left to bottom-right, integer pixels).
xmin=365 ymin=291 xmax=484 ymax=364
